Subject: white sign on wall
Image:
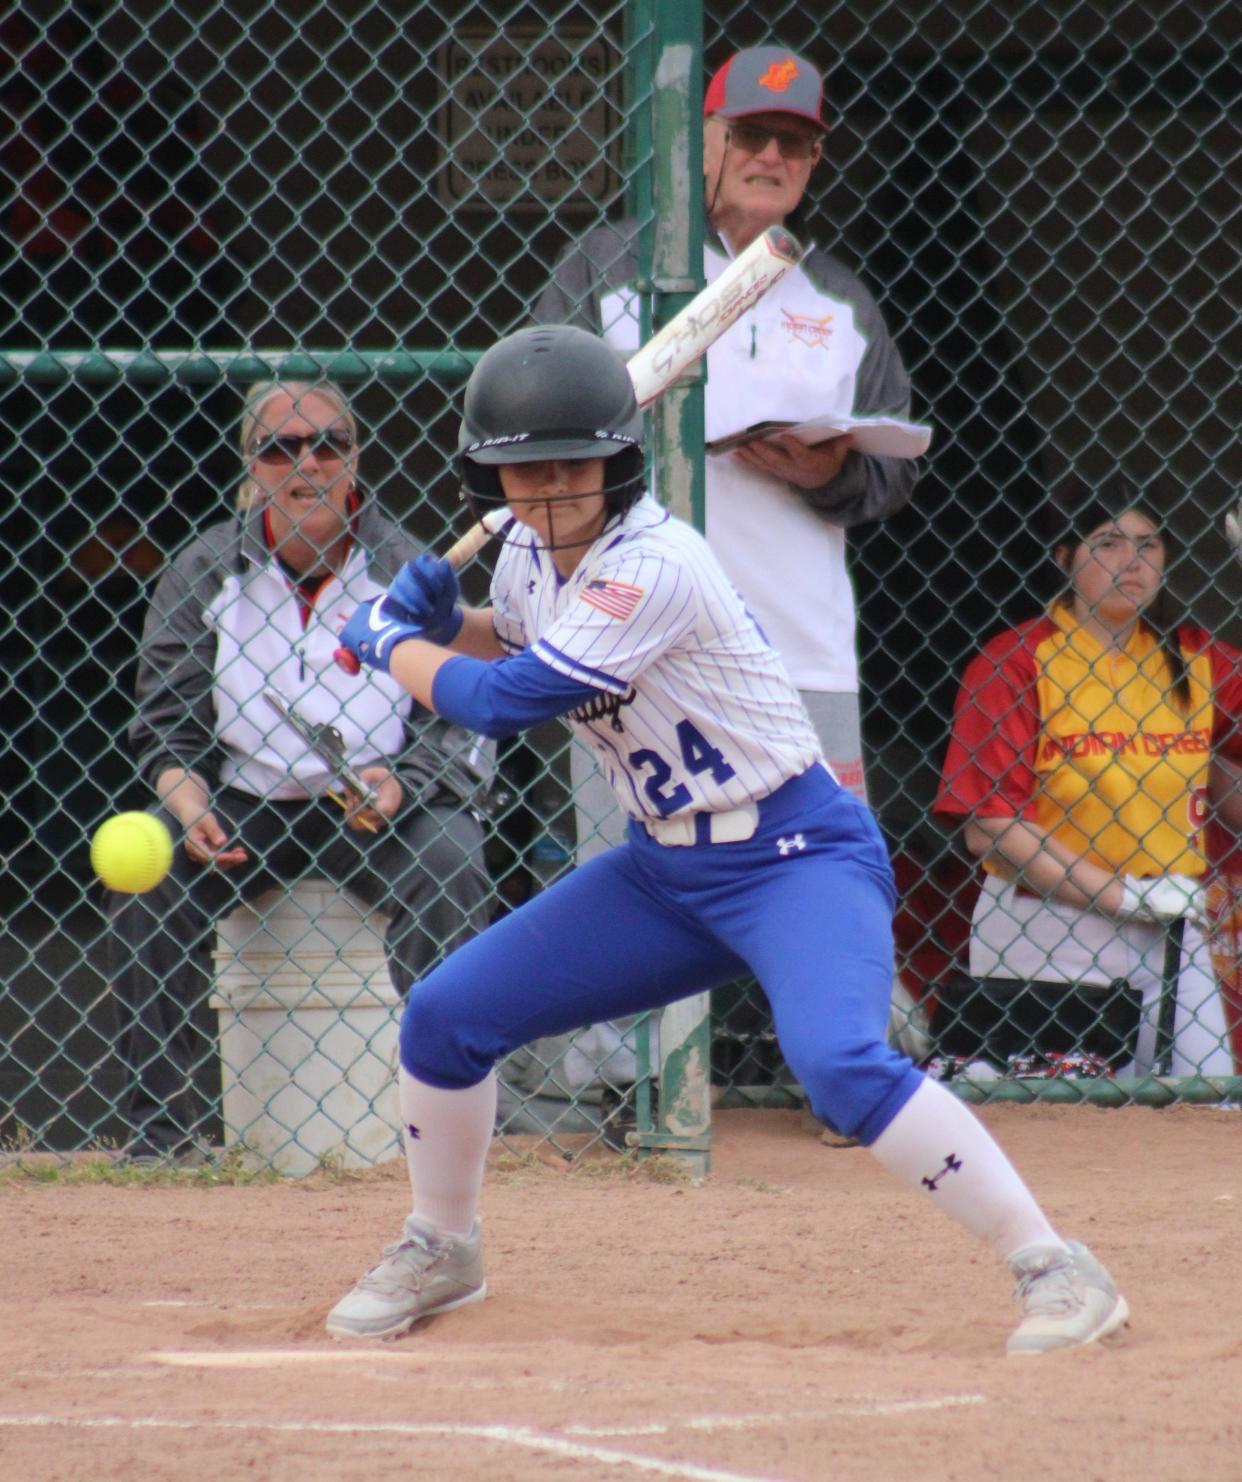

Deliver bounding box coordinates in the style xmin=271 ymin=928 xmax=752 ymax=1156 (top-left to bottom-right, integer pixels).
xmin=437 ymin=29 xmax=620 ymax=210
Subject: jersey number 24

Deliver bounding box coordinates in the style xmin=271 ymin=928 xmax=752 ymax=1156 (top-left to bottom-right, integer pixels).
xmin=629 ymin=720 xmax=736 ymax=816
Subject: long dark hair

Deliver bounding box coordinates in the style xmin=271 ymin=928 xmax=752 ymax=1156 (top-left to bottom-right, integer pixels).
xmin=1046 ymin=477 xmax=1191 ymax=713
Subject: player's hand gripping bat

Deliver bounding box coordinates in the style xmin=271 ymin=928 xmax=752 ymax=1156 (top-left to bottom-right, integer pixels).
xmin=334 ymin=224 xmax=803 ymax=675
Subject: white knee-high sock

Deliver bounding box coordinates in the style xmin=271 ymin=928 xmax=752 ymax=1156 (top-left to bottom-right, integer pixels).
xmin=868 ymin=1078 xmax=1066 ymax=1262
xmin=398 ymin=1067 xmax=497 ymax=1237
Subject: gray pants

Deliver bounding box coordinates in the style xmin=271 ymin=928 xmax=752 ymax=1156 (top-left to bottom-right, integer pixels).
xmin=799 ymin=691 xmax=868 ymax=805
xmin=106 ymin=787 xmax=490 ymax=1150
xmin=551 ymin=691 xmax=866 ymax=1095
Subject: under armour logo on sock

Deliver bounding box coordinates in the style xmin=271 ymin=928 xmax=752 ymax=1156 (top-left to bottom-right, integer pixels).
xmin=406 ymin=1123 xmax=421 ymax=1141
xmin=777 ymin=834 xmax=806 ymax=855
xmin=922 ymin=1153 xmax=962 ymax=1191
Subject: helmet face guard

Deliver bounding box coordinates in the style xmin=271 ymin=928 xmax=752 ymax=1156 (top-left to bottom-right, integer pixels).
xmin=456 ymin=326 xmax=647 ymax=535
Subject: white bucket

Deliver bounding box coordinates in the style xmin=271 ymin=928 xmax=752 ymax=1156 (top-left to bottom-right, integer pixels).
xmin=209 ymin=881 xmax=401 ymax=1174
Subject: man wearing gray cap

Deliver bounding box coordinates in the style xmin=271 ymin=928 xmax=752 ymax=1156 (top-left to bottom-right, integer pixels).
xmin=536 ymin=44 xmax=919 ymax=813
xmin=531 ymin=44 xmax=921 ymax=1116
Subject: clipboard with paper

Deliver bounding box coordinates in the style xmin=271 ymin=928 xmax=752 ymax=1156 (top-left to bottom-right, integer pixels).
xmin=705 ymin=413 xmax=932 ymax=459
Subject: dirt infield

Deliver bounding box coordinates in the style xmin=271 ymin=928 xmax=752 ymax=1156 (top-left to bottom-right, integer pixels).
xmin=2 ymin=1104 xmax=1239 ymax=1482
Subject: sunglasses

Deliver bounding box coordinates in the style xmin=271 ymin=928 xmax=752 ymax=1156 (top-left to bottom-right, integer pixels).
xmin=251 ymin=429 xmax=354 ymax=464
xmin=726 ymin=122 xmax=822 ymax=160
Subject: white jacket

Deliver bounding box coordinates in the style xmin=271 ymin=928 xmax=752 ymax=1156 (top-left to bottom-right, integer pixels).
xmin=535 ymin=221 xmax=919 ymax=692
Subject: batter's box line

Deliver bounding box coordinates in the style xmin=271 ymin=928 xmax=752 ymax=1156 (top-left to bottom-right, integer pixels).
xmin=563 ymin=1394 xmax=988 ymax=1436
xmin=0 ymin=1412 xmax=807 ymax=1482
xmin=140 ymin=1355 xmax=988 ymax=1426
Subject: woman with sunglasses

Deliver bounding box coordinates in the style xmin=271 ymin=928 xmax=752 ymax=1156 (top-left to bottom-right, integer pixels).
xmin=104 ymin=380 xmax=492 ymax=1166
xmin=534 ymin=45 xmax=922 ymax=1128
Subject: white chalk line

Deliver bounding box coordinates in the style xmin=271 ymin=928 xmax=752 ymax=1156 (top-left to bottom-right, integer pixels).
xmin=150 ymin=1349 xmax=425 ymax=1367
xmin=142 ymin=1300 xmax=282 ymax=1310
xmin=7 ymin=1369 xmax=985 ymax=1422
xmin=564 ymin=1395 xmax=987 ymax=1436
xmin=144 ymin=1356 xmax=984 ymax=1421
xmin=17 ymin=1356 xmax=602 ymax=1394
xmin=52 ymin=1353 xmax=990 ymax=1428
xmin=0 ymin=1414 xmax=787 ymax=1482
xmin=142 ymin=1354 xmax=985 ymax=1419
xmin=23 ymin=1353 xmax=989 ymax=1425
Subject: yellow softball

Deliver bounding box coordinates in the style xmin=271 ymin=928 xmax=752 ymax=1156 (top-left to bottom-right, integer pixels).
xmin=90 ymin=811 xmax=174 ymax=894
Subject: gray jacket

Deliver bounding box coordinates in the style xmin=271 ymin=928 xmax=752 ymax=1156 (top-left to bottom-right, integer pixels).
xmin=130 ymin=499 xmax=488 ymax=810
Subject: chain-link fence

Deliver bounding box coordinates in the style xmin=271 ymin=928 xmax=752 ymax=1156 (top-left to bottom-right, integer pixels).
xmin=2 ymin=1 xmax=1240 ymax=1170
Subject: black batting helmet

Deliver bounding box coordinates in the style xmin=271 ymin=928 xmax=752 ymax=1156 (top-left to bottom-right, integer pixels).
xmin=456 ymin=325 xmax=646 ymax=516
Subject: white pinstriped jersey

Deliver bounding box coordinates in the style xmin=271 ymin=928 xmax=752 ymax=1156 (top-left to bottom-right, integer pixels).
xmin=490 ymin=494 xmax=825 ymax=822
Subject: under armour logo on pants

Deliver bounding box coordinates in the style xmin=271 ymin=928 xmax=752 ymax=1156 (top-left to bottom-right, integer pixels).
xmin=922 ymin=1153 xmax=962 ymax=1191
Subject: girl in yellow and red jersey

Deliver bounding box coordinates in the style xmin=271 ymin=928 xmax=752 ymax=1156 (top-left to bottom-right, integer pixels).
xmin=936 ymin=483 xmax=1241 ymax=1078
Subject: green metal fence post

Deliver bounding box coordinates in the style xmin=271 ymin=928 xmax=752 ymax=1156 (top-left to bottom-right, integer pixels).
xmin=641 ymin=0 xmax=711 ymax=1179
xmin=626 ymin=0 xmax=658 ymax=1144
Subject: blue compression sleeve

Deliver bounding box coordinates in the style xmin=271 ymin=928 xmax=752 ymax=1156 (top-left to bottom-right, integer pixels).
xmin=429 ymin=649 xmax=604 ymax=737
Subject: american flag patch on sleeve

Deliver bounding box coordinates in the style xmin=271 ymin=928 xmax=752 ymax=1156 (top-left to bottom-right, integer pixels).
xmin=579 ymin=577 xmax=645 ymax=621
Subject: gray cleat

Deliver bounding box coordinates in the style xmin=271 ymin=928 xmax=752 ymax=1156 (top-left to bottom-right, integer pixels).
xmin=1007 ymin=1239 xmax=1129 ymax=1355
xmin=326 ymin=1215 xmax=486 ymax=1339
xmin=326 ymin=1215 xmax=486 ymax=1345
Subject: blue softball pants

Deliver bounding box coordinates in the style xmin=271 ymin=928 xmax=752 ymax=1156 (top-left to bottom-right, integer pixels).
xmin=399 ymin=765 xmax=925 ymax=1145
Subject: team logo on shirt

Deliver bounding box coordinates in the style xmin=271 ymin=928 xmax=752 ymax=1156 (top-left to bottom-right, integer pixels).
xmin=1037 ymin=727 xmax=1210 ymax=761
xmin=580 ymin=578 xmax=644 ymax=621
xmin=781 ymin=308 xmax=834 ymax=348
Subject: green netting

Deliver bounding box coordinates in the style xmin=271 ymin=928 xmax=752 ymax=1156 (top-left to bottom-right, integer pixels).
xmin=1 ymin=1 xmax=1239 ymax=1170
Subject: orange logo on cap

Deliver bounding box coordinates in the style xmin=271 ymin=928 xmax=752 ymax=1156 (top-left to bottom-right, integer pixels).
xmin=758 ymin=58 xmax=800 ymax=93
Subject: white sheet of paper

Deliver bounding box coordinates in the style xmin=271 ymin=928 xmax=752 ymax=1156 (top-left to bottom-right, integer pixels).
xmin=705 ymin=414 xmax=932 ymax=459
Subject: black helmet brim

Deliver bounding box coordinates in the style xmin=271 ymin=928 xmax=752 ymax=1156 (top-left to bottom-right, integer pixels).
xmin=462 ymin=429 xmax=641 ymax=465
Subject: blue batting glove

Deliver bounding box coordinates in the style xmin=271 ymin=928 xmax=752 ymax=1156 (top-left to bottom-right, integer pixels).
xmin=387 ymin=553 xmax=463 ymax=644
xmin=338 ymin=597 xmax=427 ymax=674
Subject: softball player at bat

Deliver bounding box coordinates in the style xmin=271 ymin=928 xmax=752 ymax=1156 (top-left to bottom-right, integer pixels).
xmin=326 ymin=325 xmax=1128 ymax=1356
